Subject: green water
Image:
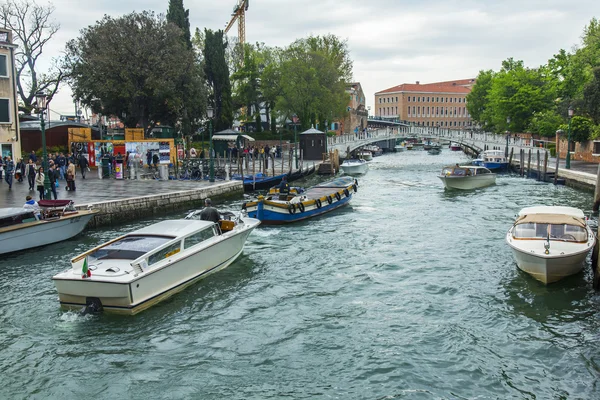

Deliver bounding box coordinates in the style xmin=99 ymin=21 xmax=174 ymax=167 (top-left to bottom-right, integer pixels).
xmin=1 ymin=150 xmax=599 ymax=399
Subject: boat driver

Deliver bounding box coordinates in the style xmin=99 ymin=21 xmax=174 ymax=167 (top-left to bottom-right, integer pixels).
xmin=199 ymin=198 xmax=220 ymax=224
xmin=278 ymin=175 xmax=290 ymax=200
xmin=23 ymin=195 xmax=41 ymax=220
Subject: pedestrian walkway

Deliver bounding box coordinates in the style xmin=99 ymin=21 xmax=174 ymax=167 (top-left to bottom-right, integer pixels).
xmin=0 ymin=169 xmax=218 ymax=209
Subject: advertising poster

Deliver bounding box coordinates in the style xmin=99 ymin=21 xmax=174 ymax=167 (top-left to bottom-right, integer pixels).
xmin=125 ymin=142 xmax=169 ymax=165
xmin=87 ymin=142 xmax=96 ymax=167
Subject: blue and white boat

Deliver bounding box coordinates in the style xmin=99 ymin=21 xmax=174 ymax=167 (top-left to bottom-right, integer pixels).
xmin=472 ymin=150 xmax=509 ymax=171
xmin=242 ymin=177 xmax=358 ymax=225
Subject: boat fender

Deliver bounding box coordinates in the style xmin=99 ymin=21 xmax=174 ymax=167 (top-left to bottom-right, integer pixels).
xmin=352 ymin=184 xmax=358 ymax=193
xmin=354 ymin=179 xmax=359 ymax=187
xmin=326 ymin=195 xmax=333 ymax=205
xmin=288 ymin=203 xmax=296 ymax=214
xmin=344 ymin=188 xmax=350 ymax=197
xmin=335 ymin=192 xmax=341 ymax=201
xmin=315 ymin=199 xmax=322 ymax=208
xmin=298 ymin=202 xmax=305 ymax=213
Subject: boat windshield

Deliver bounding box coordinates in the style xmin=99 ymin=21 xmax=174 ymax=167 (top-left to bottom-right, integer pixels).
xmin=512 ymin=222 xmax=587 ymax=242
xmin=89 ymin=235 xmax=174 ymax=261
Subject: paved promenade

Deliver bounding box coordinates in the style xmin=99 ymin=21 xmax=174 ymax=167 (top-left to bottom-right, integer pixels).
xmin=0 ymin=169 xmax=227 ymax=209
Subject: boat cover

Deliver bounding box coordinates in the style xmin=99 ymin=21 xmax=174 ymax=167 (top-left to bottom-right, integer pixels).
xmin=515 ymin=213 xmax=586 ymax=228
xmin=0 ymin=208 xmax=33 ymax=219
xmin=38 ymin=200 xmax=73 ymax=208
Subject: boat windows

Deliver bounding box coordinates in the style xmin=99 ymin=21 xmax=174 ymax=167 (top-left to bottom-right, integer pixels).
xmin=0 ymin=211 xmax=37 ymax=228
xmin=148 ymin=242 xmax=181 ymax=266
xmin=184 ymin=227 xmax=217 ymax=249
xmin=89 ymin=235 xmax=174 ymax=261
xmin=513 ymin=223 xmax=587 ymax=241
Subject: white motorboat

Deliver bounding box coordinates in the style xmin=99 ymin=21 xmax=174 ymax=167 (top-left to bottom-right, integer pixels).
xmin=0 ymin=200 xmax=97 ymax=255
xmin=52 ymin=214 xmax=260 ymax=314
xmin=394 ymin=145 xmax=405 ymax=152
xmin=357 ymin=151 xmax=373 ymax=161
xmin=438 ymin=165 xmax=496 ymax=190
xmin=506 ymin=206 xmax=596 ymax=284
xmin=340 ymin=158 xmax=369 ymax=175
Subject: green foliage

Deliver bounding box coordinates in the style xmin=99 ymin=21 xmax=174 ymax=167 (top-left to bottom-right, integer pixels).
xmin=166 ymin=0 xmax=191 ymax=49
xmin=466 ymin=70 xmax=494 ymax=129
xmin=528 ymin=110 xmax=563 ymax=138
xmin=590 ymin=124 xmax=600 ymax=140
xmin=64 ymin=11 xmax=204 ymax=136
xmin=203 ymin=29 xmax=234 ymax=131
xmin=569 ymin=116 xmax=594 ymax=143
xmin=583 ymin=67 xmax=600 ymax=124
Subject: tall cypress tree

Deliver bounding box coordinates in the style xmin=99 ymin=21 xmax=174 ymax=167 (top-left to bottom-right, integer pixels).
xmin=166 ymin=0 xmax=191 ymax=48
xmin=204 ymin=29 xmax=234 ymax=131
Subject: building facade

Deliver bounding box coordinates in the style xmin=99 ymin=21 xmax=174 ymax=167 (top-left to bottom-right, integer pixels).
xmin=374 ymin=79 xmax=475 ymax=128
xmin=335 ymin=82 xmax=367 ymax=135
xmin=0 ymin=28 xmax=21 ymax=159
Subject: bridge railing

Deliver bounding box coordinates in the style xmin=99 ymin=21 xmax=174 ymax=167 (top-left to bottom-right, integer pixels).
xmin=327 ymin=127 xmax=401 ymax=147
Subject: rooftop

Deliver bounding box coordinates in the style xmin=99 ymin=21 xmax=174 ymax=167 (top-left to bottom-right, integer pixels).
xmin=376 ymin=79 xmax=475 ymax=95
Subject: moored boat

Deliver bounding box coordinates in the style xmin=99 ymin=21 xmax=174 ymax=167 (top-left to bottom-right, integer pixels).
xmin=472 ymin=150 xmax=509 ymax=171
xmin=0 ymin=200 xmax=97 ymax=255
xmin=438 ymin=165 xmax=496 ymax=190
xmin=357 ymin=150 xmax=373 ymax=161
xmin=506 ymin=206 xmax=595 ymax=284
xmin=450 ymin=143 xmax=462 ymax=151
xmin=52 ymin=215 xmax=260 ymax=314
xmin=243 ymin=176 xmax=358 ymax=224
xmin=427 ymin=145 xmax=442 ymax=155
xmin=340 ymin=159 xmax=369 ymax=175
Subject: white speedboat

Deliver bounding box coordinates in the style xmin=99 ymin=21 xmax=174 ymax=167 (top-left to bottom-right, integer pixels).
xmin=357 ymin=151 xmax=372 ymax=161
xmin=394 ymin=144 xmax=405 ymax=152
xmin=506 ymin=206 xmax=595 ymax=284
xmin=52 ymin=214 xmax=260 ymax=314
xmin=340 ymin=159 xmax=369 ymax=175
xmin=0 ymin=200 xmax=96 ymax=255
xmin=438 ymin=165 xmax=496 ymax=190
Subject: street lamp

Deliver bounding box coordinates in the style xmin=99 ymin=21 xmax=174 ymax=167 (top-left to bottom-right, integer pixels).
xmin=207 ymin=106 xmax=215 ymax=182
xmin=566 ymin=106 xmax=574 ymax=169
xmin=293 ymin=114 xmax=298 ymax=169
xmin=505 ymin=116 xmax=511 ymax=158
xmin=35 ymin=91 xmax=52 ymax=199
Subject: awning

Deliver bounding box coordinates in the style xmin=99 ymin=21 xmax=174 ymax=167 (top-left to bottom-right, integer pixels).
xmin=212 ymin=134 xmax=255 ymax=142
xmin=515 ymin=213 xmax=586 ymax=228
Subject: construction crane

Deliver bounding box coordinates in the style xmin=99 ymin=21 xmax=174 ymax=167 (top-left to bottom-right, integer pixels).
xmin=224 ymin=0 xmax=249 ymax=50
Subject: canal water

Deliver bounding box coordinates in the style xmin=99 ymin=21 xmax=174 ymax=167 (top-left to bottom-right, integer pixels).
xmin=1 ymin=149 xmax=599 ymax=399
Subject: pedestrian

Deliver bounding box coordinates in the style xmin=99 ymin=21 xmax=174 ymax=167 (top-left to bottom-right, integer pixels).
xmin=26 ymin=159 xmax=36 ymax=191
xmin=152 ymin=152 xmax=159 ymax=170
xmin=0 ymin=157 xmax=4 ymax=183
xmin=48 ymin=163 xmax=58 ymax=200
xmin=78 ymin=153 xmax=88 ymax=179
xmin=28 ymin=150 xmax=37 ymax=163
xmin=57 ymin=152 xmax=66 ymax=180
xmin=146 ymin=150 xmax=152 ymax=169
xmin=124 ymin=151 xmax=130 ymax=178
xmin=16 ymin=158 xmax=25 ymax=182
xmin=190 ymin=147 xmax=197 ymax=158
xmin=35 ymin=166 xmax=45 ymax=200
xmin=4 ymin=156 xmax=14 ymax=189
xmin=66 ymin=160 xmax=76 ymax=191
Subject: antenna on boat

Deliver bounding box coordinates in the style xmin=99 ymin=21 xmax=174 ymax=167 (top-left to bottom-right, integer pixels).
xmin=544 ymin=233 xmax=550 ymax=255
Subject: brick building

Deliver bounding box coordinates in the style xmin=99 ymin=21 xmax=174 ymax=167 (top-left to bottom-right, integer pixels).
xmin=335 ymin=82 xmax=367 ymax=135
xmin=374 ymin=79 xmax=475 ymax=128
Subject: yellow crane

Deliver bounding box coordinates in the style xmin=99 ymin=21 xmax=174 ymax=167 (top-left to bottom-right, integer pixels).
xmin=224 ymin=0 xmax=249 ymax=51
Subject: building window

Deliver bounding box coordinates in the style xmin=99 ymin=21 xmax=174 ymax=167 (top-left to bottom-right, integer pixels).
xmin=417 ymin=106 xmax=420 ymax=116
xmin=395 ymin=97 xmax=398 ymax=102
xmin=436 ymin=107 xmax=439 ymax=115
xmin=412 ymin=106 xmax=416 ymax=116
xmin=395 ymin=106 xmax=398 ymax=114
xmin=412 ymin=96 xmax=416 ymax=101
xmin=407 ymin=97 xmax=411 ymax=102
xmin=0 ymin=98 xmax=10 ymax=123
xmin=417 ymin=97 xmax=420 ymax=102
xmin=379 ymin=98 xmax=381 ymax=104
xmin=426 ymin=97 xmax=429 ymax=102
xmin=0 ymin=55 xmax=7 ymax=78
xmin=436 ymin=97 xmax=439 ymax=102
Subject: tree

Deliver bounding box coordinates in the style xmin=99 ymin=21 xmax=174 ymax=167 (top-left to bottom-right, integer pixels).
xmin=167 ymin=0 xmax=191 ymax=49
xmin=583 ymin=67 xmax=600 ymax=124
xmin=563 ymin=116 xmax=595 ymax=142
xmin=528 ymin=110 xmax=563 ymax=137
xmin=65 ymin=11 xmax=204 ymax=136
xmin=0 ymin=0 xmax=66 ymax=114
xmin=203 ymin=29 xmax=233 ymax=131
xmin=466 ymin=69 xmax=494 ymax=129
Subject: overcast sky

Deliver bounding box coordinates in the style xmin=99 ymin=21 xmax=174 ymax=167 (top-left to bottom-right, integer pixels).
xmin=40 ymin=0 xmax=599 ymax=118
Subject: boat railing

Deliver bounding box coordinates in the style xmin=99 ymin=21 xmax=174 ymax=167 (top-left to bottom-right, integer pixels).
xmin=71 ymin=234 xmax=128 ymax=264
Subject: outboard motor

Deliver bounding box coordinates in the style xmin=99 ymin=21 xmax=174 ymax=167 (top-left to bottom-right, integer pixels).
xmin=81 ymin=297 xmax=103 ymax=315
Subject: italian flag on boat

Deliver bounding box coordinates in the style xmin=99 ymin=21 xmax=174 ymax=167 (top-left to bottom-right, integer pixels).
xmin=82 ymin=257 xmax=91 ymax=278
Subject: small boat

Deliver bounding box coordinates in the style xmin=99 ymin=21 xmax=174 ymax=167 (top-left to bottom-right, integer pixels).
xmin=427 ymin=145 xmax=442 ymax=155
xmin=233 ymin=165 xmax=315 ymax=192
xmin=340 ymin=159 xmax=369 ymax=175
xmin=412 ymin=142 xmax=425 ymax=150
xmin=449 ymin=143 xmax=462 ymax=151
xmin=506 ymin=206 xmax=596 ymax=284
xmin=423 ymin=142 xmax=433 ymax=151
xmin=365 ymin=145 xmax=383 ymax=157
xmin=243 ymin=176 xmax=358 ymax=225
xmin=52 ymin=214 xmax=260 ymax=314
xmin=472 ymin=150 xmax=508 ymax=171
xmin=405 ymin=143 xmax=414 ymax=150
xmin=438 ymin=165 xmax=496 ymax=190
xmin=0 ymin=200 xmax=97 ymax=255
xmin=394 ymin=144 xmax=405 ymax=152
xmin=357 ymin=151 xmax=373 ymax=161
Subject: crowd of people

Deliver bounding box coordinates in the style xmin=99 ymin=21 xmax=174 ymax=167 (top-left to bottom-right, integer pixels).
xmin=0 ymin=150 xmax=88 ymax=200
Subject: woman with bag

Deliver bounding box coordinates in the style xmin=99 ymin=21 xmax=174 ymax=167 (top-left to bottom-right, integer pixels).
xmin=35 ymin=166 xmax=45 ymax=200
xmin=66 ymin=160 xmax=76 ymax=191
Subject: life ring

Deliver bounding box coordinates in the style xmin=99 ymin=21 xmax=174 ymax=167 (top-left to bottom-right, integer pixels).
xmin=344 ymin=188 xmax=350 ymax=197
xmin=288 ymin=203 xmax=296 ymax=214
xmin=335 ymin=192 xmax=341 ymax=201
xmin=315 ymin=199 xmax=322 ymax=208
xmin=352 ymin=184 xmax=358 ymax=193
xmin=326 ymin=196 xmax=333 ymax=205
xmin=298 ymin=202 xmax=305 ymax=213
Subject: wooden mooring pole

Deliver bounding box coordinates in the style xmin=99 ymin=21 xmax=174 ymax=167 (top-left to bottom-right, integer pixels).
xmin=520 ymin=149 xmax=524 ymax=177
xmin=536 ymin=150 xmax=541 ymax=181
xmin=508 ymin=148 xmax=514 ymax=172
xmin=543 ymin=151 xmax=548 ymax=182
xmin=527 ymin=149 xmax=532 ymax=178
xmin=593 ymin=163 xmax=600 ymax=211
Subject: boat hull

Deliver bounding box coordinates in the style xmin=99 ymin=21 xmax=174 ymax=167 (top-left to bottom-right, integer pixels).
xmin=357 ymin=152 xmax=372 ymax=161
xmin=340 ymin=162 xmax=368 ymax=175
xmin=0 ymin=211 xmax=96 ymax=255
xmin=53 ymin=219 xmax=260 ymax=314
xmin=483 ymin=162 xmax=508 ymax=171
xmin=438 ymin=175 xmax=496 ymax=190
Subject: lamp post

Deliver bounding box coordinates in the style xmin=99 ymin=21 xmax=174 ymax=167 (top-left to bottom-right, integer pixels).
xmin=293 ymin=115 xmax=298 ymax=169
xmin=35 ymin=91 xmax=52 ymax=199
xmin=505 ymin=116 xmax=511 ymax=158
xmin=566 ymin=106 xmax=574 ymax=169
xmin=207 ymin=106 xmax=215 ymax=182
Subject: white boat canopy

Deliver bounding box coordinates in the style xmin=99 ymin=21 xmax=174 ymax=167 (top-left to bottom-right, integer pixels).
xmin=515 ymin=207 xmax=586 ymax=228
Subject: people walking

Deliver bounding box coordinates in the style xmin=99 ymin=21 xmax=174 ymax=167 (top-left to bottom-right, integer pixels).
xmin=78 ymin=153 xmax=88 ymax=179
xmin=48 ymin=163 xmax=58 ymax=200
xmin=28 ymin=150 xmax=37 ymax=163
xmin=35 ymin=166 xmax=45 ymax=200
xmin=57 ymin=153 xmax=66 ymax=180
xmin=4 ymin=156 xmax=14 ymax=189
xmin=26 ymin=159 xmax=36 ymax=191
xmin=66 ymin=160 xmax=76 ymax=191
xmin=146 ymin=150 xmax=152 ymax=169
